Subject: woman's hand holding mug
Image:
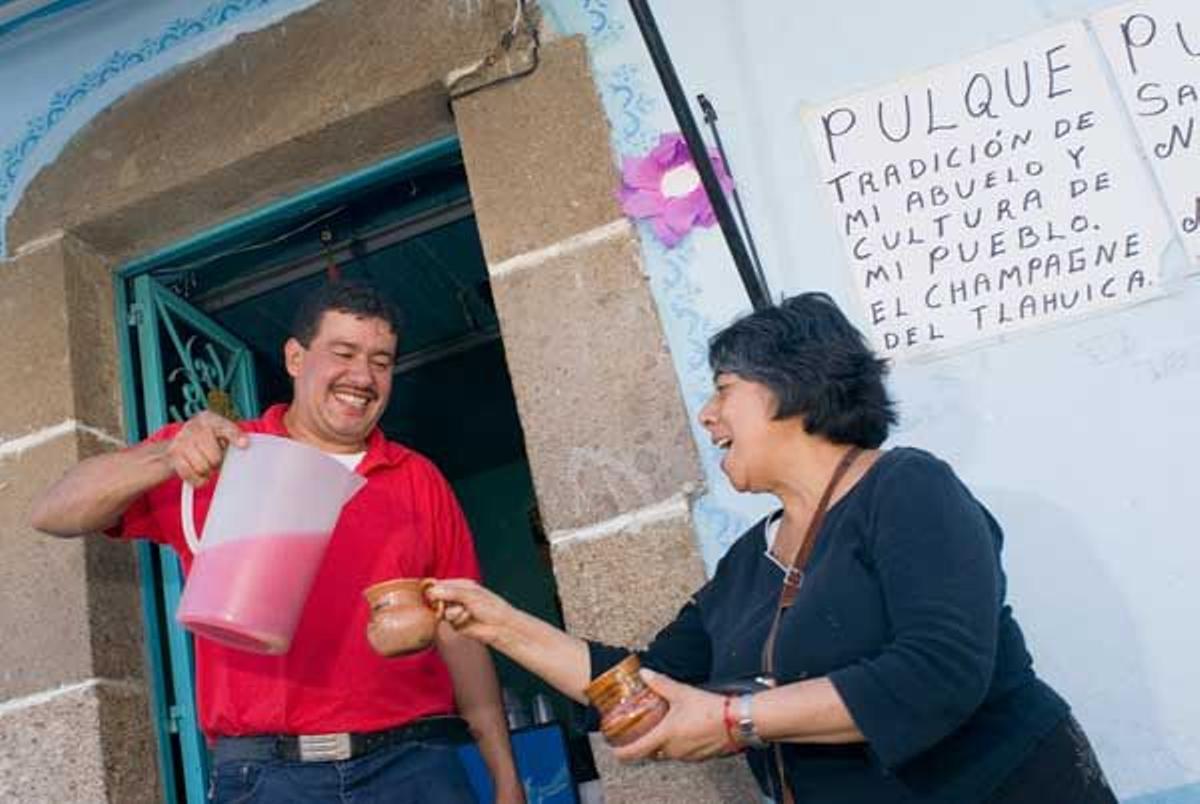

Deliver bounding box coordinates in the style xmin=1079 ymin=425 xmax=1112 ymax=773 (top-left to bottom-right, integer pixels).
xmin=612 ymin=670 xmax=736 ymax=763
xmin=427 ymin=579 xmax=518 ymax=646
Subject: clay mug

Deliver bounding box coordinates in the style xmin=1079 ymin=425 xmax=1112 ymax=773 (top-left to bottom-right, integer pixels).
xmin=584 ymin=654 xmax=669 ymax=746
xmin=363 ymin=578 xmax=445 ymax=657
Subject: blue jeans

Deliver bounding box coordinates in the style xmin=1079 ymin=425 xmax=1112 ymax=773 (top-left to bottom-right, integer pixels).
xmin=207 ymin=739 xmax=477 ymax=804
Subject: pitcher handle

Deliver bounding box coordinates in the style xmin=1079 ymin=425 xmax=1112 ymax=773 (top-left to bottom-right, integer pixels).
xmin=180 ymin=482 xmax=201 ymax=555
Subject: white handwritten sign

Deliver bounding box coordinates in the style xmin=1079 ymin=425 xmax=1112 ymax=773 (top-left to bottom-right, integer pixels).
xmin=1091 ymin=0 xmax=1200 ymax=265
xmin=802 ymin=22 xmax=1169 ymax=360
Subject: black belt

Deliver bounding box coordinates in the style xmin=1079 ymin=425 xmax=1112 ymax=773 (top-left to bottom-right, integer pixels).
xmin=212 ymin=716 xmax=472 ymax=763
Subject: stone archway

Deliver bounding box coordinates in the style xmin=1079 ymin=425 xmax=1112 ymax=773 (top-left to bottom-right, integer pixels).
xmin=0 ymin=2 xmax=755 ymax=800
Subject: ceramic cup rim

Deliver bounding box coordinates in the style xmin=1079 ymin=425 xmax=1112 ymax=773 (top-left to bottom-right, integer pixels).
xmin=584 ymin=653 xmax=642 ymax=702
xmin=363 ymin=577 xmax=445 ymax=621
xmin=363 ymin=577 xmax=430 ymax=604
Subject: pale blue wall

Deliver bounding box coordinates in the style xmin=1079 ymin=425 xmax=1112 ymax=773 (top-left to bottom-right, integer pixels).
xmin=1 ymin=1 xmax=1196 ymax=800
xmin=543 ymin=2 xmax=1199 ymax=802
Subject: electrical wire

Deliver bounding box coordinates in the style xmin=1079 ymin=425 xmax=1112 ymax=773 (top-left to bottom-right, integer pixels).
xmin=447 ymin=0 xmax=540 ymax=100
xmin=151 ymin=204 xmax=348 ymax=279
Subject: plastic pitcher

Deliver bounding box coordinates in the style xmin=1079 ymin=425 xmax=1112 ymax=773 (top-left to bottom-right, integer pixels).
xmin=175 ymin=433 xmax=366 ymax=654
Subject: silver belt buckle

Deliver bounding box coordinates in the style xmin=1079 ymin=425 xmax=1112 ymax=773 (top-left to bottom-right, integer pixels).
xmin=297 ymin=732 xmax=353 ymax=762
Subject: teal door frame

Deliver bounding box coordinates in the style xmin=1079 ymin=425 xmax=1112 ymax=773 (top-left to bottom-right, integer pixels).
xmin=112 ymin=135 xmax=462 ymax=803
xmin=122 ymin=273 xmax=261 ymax=804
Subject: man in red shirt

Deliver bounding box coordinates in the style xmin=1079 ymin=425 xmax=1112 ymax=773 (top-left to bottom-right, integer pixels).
xmin=31 ymin=281 xmax=524 ymax=803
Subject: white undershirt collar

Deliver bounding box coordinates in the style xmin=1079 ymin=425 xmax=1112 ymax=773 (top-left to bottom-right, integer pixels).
xmin=325 ymin=450 xmax=365 ymax=470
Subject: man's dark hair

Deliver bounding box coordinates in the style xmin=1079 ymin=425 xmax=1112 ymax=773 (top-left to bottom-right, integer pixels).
xmin=707 ymin=292 xmax=897 ymax=448
xmin=289 ymin=280 xmax=403 ymax=347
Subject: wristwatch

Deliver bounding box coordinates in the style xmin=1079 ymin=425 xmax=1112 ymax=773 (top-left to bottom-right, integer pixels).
xmin=735 ymin=693 xmax=766 ymax=749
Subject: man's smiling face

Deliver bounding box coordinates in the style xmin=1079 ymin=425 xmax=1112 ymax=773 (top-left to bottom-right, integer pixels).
xmin=283 ymin=310 xmax=397 ymax=453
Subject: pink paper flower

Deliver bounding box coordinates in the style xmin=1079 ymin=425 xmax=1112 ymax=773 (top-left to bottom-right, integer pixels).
xmin=618 ymin=132 xmax=733 ymax=248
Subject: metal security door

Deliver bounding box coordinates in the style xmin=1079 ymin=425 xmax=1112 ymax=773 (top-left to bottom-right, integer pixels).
xmin=121 ymin=273 xmax=259 ymax=803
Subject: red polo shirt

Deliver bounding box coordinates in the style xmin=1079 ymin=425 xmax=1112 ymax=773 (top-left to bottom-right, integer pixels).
xmin=112 ymin=404 xmax=482 ymax=737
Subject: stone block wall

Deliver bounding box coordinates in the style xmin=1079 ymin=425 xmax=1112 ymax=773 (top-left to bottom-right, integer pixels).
xmin=455 ymin=35 xmax=760 ymax=803
xmin=0 ymin=234 xmax=157 ymax=802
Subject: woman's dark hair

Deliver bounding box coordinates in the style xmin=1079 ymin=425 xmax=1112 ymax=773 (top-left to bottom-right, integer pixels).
xmin=290 ymin=280 xmax=404 ymax=347
xmin=707 ymin=292 xmax=897 ymax=448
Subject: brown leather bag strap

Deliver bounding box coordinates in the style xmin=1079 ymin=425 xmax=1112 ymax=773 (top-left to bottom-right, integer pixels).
xmin=759 ymin=446 xmax=862 ymax=804
xmin=770 ymin=445 xmax=862 ymax=625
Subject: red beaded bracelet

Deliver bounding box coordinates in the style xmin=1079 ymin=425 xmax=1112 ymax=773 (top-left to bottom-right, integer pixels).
xmin=721 ymin=695 xmax=743 ymax=754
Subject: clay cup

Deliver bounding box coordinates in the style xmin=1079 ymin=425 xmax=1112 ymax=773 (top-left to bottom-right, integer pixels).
xmin=363 ymin=578 xmax=445 ymax=657
xmin=584 ymin=654 xmax=669 ymax=746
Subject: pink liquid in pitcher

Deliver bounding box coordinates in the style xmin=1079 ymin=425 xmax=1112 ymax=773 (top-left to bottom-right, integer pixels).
xmin=177 ymin=533 xmax=329 ymax=654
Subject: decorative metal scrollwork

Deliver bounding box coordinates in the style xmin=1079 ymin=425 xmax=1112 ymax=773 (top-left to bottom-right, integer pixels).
xmin=161 ymin=317 xmax=242 ymax=423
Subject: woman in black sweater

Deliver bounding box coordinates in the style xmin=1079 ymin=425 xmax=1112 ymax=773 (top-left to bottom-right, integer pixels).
xmin=432 ymin=293 xmax=1114 ymax=803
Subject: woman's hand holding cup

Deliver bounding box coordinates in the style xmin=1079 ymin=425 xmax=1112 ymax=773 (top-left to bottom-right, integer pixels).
xmin=426 ymin=579 xmax=518 ymax=647
xmin=612 ymin=670 xmax=734 ymax=763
